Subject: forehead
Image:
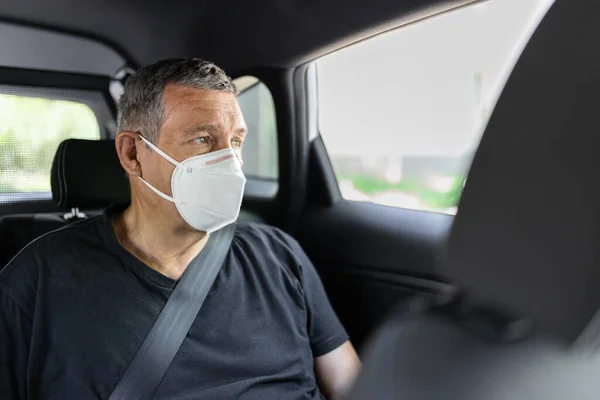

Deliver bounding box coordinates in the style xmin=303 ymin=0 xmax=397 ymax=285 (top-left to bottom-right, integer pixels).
xmin=161 ymin=84 xmax=243 ymax=122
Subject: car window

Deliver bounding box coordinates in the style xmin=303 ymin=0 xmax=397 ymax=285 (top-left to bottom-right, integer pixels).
xmin=317 ymin=0 xmax=554 ymax=214
xmin=0 ymin=87 xmax=100 ymax=203
xmin=236 ymin=76 xmax=278 ymax=181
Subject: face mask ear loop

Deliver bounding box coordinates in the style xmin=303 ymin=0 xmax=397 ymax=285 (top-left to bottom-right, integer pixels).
xmin=138 ymin=134 xmax=181 ymax=167
xmin=136 ymin=134 xmax=180 ymax=203
xmin=137 ymin=177 xmax=176 ymax=203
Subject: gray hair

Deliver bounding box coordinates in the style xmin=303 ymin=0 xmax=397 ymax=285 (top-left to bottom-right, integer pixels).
xmin=117 ymin=58 xmax=237 ymax=143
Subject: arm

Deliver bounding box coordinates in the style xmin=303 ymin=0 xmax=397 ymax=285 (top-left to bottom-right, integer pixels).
xmin=315 ymin=340 xmax=361 ymax=400
xmin=267 ymin=227 xmax=361 ymax=399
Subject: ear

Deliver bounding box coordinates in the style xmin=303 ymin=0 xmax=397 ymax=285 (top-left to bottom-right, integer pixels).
xmin=115 ymin=131 xmax=142 ymax=177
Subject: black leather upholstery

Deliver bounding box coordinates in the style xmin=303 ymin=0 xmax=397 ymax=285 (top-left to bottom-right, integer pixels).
xmin=51 ymin=139 xmax=130 ymax=209
xmin=348 ymin=0 xmax=600 ymax=398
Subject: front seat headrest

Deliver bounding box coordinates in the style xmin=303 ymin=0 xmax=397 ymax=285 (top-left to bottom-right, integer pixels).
xmin=51 ymin=139 xmax=130 ymax=209
xmin=444 ymin=0 xmax=600 ymax=344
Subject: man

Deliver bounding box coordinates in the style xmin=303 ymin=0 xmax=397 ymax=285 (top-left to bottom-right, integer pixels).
xmin=0 ymin=58 xmax=360 ymax=399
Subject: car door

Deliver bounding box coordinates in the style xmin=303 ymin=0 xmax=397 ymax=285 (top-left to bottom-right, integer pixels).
xmin=293 ymin=0 xmax=556 ymax=350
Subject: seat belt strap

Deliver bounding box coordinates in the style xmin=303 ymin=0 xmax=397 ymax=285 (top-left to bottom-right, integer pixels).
xmin=109 ymin=223 xmax=236 ymax=400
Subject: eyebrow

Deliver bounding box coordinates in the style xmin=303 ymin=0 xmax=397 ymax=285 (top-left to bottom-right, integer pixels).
xmin=185 ymin=125 xmax=247 ymax=136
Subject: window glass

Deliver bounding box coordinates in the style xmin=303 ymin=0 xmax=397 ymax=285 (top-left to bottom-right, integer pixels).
xmin=236 ymin=76 xmax=278 ymax=180
xmin=0 ymin=88 xmax=100 ymax=201
xmin=317 ymin=0 xmax=554 ymax=214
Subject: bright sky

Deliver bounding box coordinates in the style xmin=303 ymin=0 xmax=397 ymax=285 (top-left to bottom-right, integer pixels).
xmin=317 ymin=0 xmax=555 ymax=157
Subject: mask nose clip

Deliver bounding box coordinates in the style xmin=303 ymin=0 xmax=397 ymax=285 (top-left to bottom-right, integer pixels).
xmin=186 ymin=167 xmax=193 ymax=174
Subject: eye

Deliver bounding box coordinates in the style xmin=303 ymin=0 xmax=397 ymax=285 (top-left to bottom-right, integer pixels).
xmin=193 ymin=136 xmax=210 ymax=145
xmin=231 ymin=139 xmax=243 ymax=148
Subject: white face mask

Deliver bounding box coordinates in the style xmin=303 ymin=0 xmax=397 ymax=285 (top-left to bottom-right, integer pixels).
xmin=137 ymin=134 xmax=246 ymax=232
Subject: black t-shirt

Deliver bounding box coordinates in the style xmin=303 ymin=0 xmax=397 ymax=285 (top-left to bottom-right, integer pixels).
xmin=0 ymin=213 xmax=348 ymax=399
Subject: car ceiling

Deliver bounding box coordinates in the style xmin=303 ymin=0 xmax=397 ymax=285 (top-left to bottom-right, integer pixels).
xmin=0 ymin=0 xmax=476 ymax=74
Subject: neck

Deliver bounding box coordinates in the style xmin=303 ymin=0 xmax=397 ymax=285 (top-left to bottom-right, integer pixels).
xmin=112 ymin=200 xmax=208 ymax=280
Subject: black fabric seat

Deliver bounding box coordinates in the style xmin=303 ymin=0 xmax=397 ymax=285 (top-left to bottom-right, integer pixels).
xmin=50 ymin=139 xmax=131 ymax=210
xmin=347 ymin=1 xmax=600 ymax=399
xmin=349 ymin=301 xmax=600 ymax=400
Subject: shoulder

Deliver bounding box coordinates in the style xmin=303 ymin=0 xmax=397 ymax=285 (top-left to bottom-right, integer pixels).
xmin=4 ymin=215 xmax=103 ymax=266
xmin=232 ymin=222 xmax=310 ymax=284
xmin=0 ymin=216 xmax=105 ymax=313
xmin=234 ymin=222 xmax=299 ymax=253
xmin=233 ymin=222 xmax=309 ymax=265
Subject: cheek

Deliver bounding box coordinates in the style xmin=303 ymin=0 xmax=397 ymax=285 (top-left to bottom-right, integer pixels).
xmin=145 ymin=156 xmax=176 ymax=189
xmin=162 ymin=164 xmax=176 ymax=181
xmin=156 ymin=164 xmax=177 ymax=197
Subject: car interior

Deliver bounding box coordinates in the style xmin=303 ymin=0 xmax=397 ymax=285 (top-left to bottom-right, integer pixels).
xmin=1 ymin=0 xmax=599 ymax=398
xmin=348 ymin=1 xmax=600 ymax=398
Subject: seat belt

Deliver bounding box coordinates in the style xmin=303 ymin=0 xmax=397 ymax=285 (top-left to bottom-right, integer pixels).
xmin=109 ymin=223 xmax=236 ymax=400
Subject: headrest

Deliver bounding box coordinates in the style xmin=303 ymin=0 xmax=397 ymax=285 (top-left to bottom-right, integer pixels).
xmin=51 ymin=139 xmax=130 ymax=209
xmin=444 ymin=0 xmax=600 ymax=344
